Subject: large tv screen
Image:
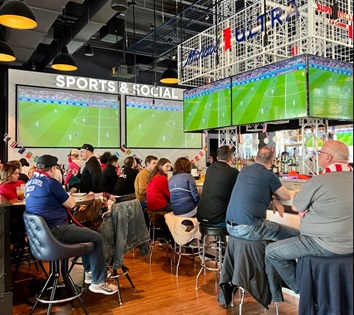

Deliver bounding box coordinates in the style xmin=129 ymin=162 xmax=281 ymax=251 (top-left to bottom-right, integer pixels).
xmin=308 ymin=55 xmax=353 ymax=121
xmin=16 ymin=85 xmax=120 ymax=148
xmin=126 ymin=96 xmax=202 ymax=148
xmin=231 ymin=55 xmax=308 ymax=125
xmin=183 ymin=78 xmax=231 ymax=132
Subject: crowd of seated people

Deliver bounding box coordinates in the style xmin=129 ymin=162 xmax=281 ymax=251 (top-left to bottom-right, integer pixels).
xmin=2 ymin=139 xmax=352 ymax=312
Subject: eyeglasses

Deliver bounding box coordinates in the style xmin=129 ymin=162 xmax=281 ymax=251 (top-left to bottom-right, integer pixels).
xmin=13 ymin=172 xmax=20 ymax=175
xmin=318 ymin=150 xmax=331 ymax=157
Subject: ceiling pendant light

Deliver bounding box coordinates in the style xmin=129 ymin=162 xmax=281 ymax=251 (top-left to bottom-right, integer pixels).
xmin=51 ymin=46 xmax=77 ymax=71
xmin=0 ymin=0 xmax=37 ymax=30
xmin=0 ymin=32 xmax=15 ymax=62
xmin=0 ymin=40 xmax=16 ymax=62
xmin=160 ymin=65 xmax=179 ymax=84
xmin=84 ymin=44 xmax=94 ymax=56
xmin=111 ymin=0 xmax=128 ymax=12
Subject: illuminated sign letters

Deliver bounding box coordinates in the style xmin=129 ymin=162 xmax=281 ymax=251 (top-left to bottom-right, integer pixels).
xmin=55 ymin=75 xmax=180 ymax=99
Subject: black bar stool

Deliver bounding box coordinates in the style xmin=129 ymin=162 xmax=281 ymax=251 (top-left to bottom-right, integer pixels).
xmin=195 ymin=223 xmax=228 ymax=290
xmin=23 ymin=212 xmax=94 ymax=315
xmin=146 ymin=209 xmax=171 ymax=263
xmin=218 ymin=236 xmax=282 ymax=314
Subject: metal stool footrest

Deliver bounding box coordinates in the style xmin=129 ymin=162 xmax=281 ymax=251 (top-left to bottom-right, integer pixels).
xmin=170 ymin=241 xmax=202 ymax=276
xmin=195 ymin=224 xmax=228 ymax=290
xmin=108 ymin=264 xmax=136 ymax=306
xmin=31 ymin=260 xmax=87 ymax=315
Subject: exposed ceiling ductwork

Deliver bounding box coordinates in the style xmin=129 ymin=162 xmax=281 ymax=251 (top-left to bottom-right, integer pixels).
xmin=1 ymin=0 xmax=238 ymax=73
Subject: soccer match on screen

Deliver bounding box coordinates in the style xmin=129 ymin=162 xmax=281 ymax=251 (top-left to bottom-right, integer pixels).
xmin=231 ymin=55 xmax=308 ymax=126
xmin=183 ymin=78 xmax=232 ymax=132
xmin=308 ymin=55 xmax=353 ymax=121
xmin=126 ymin=96 xmax=201 ymax=148
xmin=17 ymin=86 xmax=120 ymax=148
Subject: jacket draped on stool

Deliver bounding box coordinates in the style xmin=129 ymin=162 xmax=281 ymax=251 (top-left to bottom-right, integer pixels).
xmin=296 ymin=255 xmax=353 ymax=315
xmin=164 ymin=212 xmax=201 ymax=246
xmin=219 ymin=236 xmax=283 ymax=309
xmin=98 ymin=199 xmax=150 ymax=269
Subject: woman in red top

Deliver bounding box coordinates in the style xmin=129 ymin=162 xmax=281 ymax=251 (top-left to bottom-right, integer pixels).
xmin=146 ymin=158 xmax=173 ymax=243
xmin=0 ymin=163 xmax=26 ymax=203
xmin=146 ymin=158 xmax=172 ymax=211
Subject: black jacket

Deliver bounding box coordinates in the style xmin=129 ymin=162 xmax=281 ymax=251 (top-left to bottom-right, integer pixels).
xmin=100 ymin=164 xmax=118 ymax=194
xmin=80 ymin=156 xmax=101 ymax=193
xmin=197 ymin=161 xmax=238 ymax=224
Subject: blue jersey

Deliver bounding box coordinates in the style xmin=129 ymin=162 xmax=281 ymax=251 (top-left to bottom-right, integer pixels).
xmin=25 ymin=173 xmax=70 ymax=227
xmin=226 ymin=163 xmax=282 ymax=225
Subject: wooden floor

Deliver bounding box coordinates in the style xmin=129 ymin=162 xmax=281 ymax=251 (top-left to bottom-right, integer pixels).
xmin=12 ymin=245 xmax=299 ymax=315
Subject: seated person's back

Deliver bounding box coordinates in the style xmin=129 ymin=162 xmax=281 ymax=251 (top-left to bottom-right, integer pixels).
xmin=113 ymin=156 xmax=139 ymax=196
xmin=100 ymin=155 xmax=119 ymax=194
xmin=197 ymin=146 xmax=239 ymax=226
xmin=169 ymin=157 xmax=199 ymax=217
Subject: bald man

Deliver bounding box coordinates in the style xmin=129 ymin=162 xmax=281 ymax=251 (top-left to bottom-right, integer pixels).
xmin=226 ymin=146 xmax=299 ymax=241
xmin=266 ymin=140 xmax=353 ymax=293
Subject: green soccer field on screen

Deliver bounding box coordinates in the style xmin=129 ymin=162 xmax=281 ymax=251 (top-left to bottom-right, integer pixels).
xmin=17 ymin=86 xmax=120 ymax=148
xmin=126 ymin=96 xmax=202 ymax=148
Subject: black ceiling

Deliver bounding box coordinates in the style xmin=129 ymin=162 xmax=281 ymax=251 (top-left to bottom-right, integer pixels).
xmin=1 ymin=0 xmax=238 ymax=77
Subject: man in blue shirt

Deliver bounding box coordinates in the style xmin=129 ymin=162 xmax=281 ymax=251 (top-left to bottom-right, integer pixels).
xmin=226 ymin=146 xmax=299 ymax=241
xmin=25 ymin=154 xmax=117 ymax=295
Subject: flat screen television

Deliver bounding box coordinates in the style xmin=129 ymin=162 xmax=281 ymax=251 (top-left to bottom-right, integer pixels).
xmin=335 ymin=130 xmax=353 ymax=146
xmin=231 ymin=55 xmax=308 ymax=126
xmin=126 ymin=96 xmax=202 ymax=148
xmin=183 ymin=77 xmax=231 ymax=132
xmin=16 ymin=85 xmax=120 ymax=148
xmin=308 ymin=55 xmax=353 ymax=121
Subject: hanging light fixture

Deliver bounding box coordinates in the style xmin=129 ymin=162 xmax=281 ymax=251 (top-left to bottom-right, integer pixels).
xmin=111 ymin=0 xmax=128 ymax=12
xmin=0 ymin=0 xmax=37 ymax=30
xmin=84 ymin=44 xmax=94 ymax=56
xmin=160 ymin=65 xmax=179 ymax=84
xmin=0 ymin=31 xmax=15 ymax=62
xmin=0 ymin=39 xmax=15 ymax=62
xmin=51 ymin=46 xmax=77 ymax=71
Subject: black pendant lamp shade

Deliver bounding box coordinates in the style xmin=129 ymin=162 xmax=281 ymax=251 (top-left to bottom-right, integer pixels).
xmin=0 ymin=39 xmax=15 ymax=62
xmin=160 ymin=66 xmax=179 ymax=84
xmin=111 ymin=0 xmax=128 ymax=12
xmin=51 ymin=47 xmax=77 ymax=71
xmin=0 ymin=0 xmax=37 ymax=30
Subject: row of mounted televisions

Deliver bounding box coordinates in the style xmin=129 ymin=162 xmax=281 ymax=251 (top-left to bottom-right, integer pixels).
xmin=183 ymin=54 xmax=353 ymax=132
xmin=15 ymin=54 xmax=352 ymax=149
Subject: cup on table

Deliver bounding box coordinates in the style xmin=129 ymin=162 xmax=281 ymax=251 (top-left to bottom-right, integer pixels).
xmin=16 ymin=186 xmax=25 ymax=201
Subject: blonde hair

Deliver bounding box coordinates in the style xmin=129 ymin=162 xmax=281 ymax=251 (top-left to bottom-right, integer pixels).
xmin=0 ymin=164 xmax=19 ymax=185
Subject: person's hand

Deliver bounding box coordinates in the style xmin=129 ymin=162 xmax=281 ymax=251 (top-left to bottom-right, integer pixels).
xmin=272 ymin=199 xmax=284 ymax=218
xmin=87 ymin=191 xmax=95 ymax=196
xmin=298 ymin=210 xmax=308 ymax=218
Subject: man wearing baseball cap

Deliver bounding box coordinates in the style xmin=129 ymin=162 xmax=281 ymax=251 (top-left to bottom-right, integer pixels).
xmin=80 ymin=143 xmax=101 ymax=194
xmin=25 ymin=154 xmax=117 ymax=295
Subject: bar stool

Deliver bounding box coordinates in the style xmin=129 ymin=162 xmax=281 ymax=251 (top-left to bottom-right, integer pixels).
xmin=108 ymin=265 xmax=136 ymax=306
xmin=146 ymin=209 xmax=171 ymax=263
xmin=23 ymin=212 xmax=94 ymax=315
xmin=195 ymin=223 xmax=228 ymax=290
xmin=218 ymin=236 xmax=282 ymax=314
xmin=296 ymin=255 xmax=353 ymax=314
xmin=164 ymin=212 xmax=202 ymax=276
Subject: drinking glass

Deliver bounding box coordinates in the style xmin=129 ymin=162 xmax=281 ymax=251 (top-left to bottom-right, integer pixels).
xmin=16 ymin=186 xmax=25 ymax=201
